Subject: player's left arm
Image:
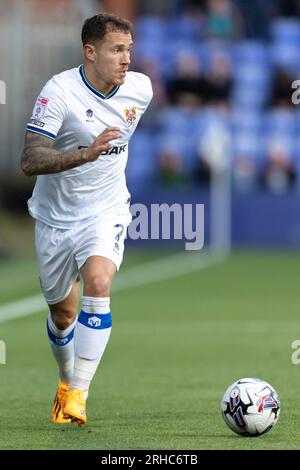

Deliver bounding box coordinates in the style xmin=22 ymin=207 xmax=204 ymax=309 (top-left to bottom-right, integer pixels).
xmin=143 ymin=75 xmax=153 ymax=110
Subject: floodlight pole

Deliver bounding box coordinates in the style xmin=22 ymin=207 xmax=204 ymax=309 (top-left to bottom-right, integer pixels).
xmin=201 ymin=123 xmax=232 ymax=260
xmin=210 ymin=161 xmax=232 ymax=260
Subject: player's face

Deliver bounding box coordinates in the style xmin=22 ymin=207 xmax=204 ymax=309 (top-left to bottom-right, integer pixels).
xmin=94 ymin=31 xmax=133 ymax=88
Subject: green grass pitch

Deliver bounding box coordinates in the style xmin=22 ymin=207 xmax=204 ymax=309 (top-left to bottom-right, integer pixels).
xmin=0 ymin=249 xmax=299 ymax=450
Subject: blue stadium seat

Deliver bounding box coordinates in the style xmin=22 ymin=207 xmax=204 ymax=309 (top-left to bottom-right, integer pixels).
xmin=291 ymin=139 xmax=300 ymax=179
xmin=234 ymin=64 xmax=271 ymax=84
xmin=233 ymin=69 xmax=271 ymax=107
xmin=167 ymin=16 xmax=202 ymax=42
xmin=231 ymin=110 xmax=263 ymax=134
xmin=264 ymin=109 xmax=297 ymax=137
xmin=134 ymin=40 xmax=162 ymax=60
xmin=191 ymin=111 xmax=207 ymax=138
xmin=232 ymin=131 xmax=264 ymax=162
xmin=233 ymin=41 xmax=269 ymax=65
xmin=232 ymin=86 xmax=269 ymax=110
xmin=270 ymin=43 xmax=300 ymax=73
xmin=135 ymin=15 xmax=167 ymax=43
xmin=270 ymin=18 xmax=300 ymax=46
xmin=126 ymin=130 xmax=158 ymax=188
xmin=157 ymin=107 xmax=191 ymax=134
xmin=294 ymin=106 xmax=300 ymax=130
xmin=232 ymin=47 xmax=272 ymax=108
xmin=134 ymin=39 xmax=200 ymax=79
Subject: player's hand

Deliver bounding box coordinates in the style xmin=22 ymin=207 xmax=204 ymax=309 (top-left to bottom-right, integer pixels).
xmin=84 ymin=127 xmax=121 ymax=162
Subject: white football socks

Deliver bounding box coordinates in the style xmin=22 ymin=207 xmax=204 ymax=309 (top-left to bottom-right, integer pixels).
xmin=70 ymin=296 xmax=112 ymax=394
xmin=47 ymin=313 xmax=76 ymax=385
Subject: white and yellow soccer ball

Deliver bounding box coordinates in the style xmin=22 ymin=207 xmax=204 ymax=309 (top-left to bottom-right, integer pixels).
xmin=221 ymin=378 xmax=280 ymax=436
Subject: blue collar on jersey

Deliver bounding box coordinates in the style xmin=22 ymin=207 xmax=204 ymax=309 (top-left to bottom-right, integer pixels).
xmin=79 ymin=64 xmax=120 ymax=100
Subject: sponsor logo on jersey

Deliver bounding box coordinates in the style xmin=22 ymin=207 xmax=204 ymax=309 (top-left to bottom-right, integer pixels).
xmin=78 ymin=144 xmax=127 ymax=156
xmin=101 ymin=144 xmax=127 ymax=155
xmin=85 ymin=108 xmax=94 ymax=123
xmin=33 ymin=96 xmax=49 ymax=118
xmin=124 ymin=106 xmax=137 ymax=127
xmin=29 ymin=119 xmax=45 ymax=128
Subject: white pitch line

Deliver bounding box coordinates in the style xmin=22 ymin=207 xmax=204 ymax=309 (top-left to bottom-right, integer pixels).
xmin=0 ymin=250 xmax=222 ymax=324
xmin=112 ymin=250 xmax=215 ymax=291
xmin=0 ymin=294 xmax=46 ymax=323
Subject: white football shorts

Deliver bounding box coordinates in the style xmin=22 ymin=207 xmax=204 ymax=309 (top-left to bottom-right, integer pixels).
xmin=35 ymin=208 xmax=132 ymax=305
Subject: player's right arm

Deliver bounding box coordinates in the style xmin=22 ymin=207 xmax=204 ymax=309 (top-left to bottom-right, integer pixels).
xmin=22 ymin=76 xmax=121 ymax=176
xmin=21 ymin=127 xmax=121 ymax=176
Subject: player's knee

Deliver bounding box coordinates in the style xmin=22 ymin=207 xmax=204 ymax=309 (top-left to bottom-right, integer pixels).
xmin=50 ymin=309 xmax=76 ymax=330
xmin=87 ymin=273 xmax=112 ymax=297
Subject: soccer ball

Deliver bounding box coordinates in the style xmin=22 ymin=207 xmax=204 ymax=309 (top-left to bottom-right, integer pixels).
xmin=221 ymin=378 xmax=280 ymax=436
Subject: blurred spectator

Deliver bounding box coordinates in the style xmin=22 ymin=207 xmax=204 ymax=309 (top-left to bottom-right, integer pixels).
xmin=158 ymin=149 xmax=187 ymax=185
xmin=135 ymin=1 xmax=300 ymax=193
xmin=167 ymin=50 xmax=209 ymax=107
xmin=236 ymin=0 xmax=278 ymax=39
xmin=205 ymin=50 xmax=233 ymax=108
xmin=133 ymin=56 xmax=168 ymax=125
xmin=195 ymin=115 xmax=232 ymax=183
xmin=271 ymin=67 xmax=295 ymax=108
xmin=194 ymin=159 xmax=212 ymax=184
xmin=181 ymin=0 xmax=206 ymax=18
xmin=232 ymin=157 xmax=257 ymax=192
xmin=205 ymin=0 xmax=245 ymax=39
xmin=261 ymin=140 xmax=296 ymax=194
xmin=138 ymin=0 xmax=181 ymax=16
xmin=278 ymin=0 xmax=300 ymax=17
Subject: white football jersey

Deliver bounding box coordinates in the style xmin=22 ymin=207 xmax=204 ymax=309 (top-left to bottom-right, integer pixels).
xmin=26 ymin=65 xmax=153 ymax=228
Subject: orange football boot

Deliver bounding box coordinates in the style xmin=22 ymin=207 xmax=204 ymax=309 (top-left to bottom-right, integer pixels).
xmin=63 ymin=388 xmax=87 ymax=427
xmin=52 ymin=382 xmax=72 ymax=424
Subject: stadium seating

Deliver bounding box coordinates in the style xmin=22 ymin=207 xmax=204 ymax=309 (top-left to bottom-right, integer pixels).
xmin=130 ymin=14 xmax=298 ymax=191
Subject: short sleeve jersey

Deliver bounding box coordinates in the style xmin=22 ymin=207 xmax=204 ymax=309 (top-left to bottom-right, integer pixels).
xmin=26 ymin=65 xmax=153 ymax=228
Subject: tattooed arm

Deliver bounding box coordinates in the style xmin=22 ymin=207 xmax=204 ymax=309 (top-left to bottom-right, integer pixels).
xmin=21 ymin=127 xmax=121 ymax=176
xmin=21 ymin=132 xmax=86 ymax=176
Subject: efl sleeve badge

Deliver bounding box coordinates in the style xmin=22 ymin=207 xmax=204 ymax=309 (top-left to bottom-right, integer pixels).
xmin=33 ymin=96 xmax=49 ymax=119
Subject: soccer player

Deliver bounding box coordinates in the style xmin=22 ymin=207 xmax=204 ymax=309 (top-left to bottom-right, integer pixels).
xmin=21 ymin=13 xmax=153 ymax=426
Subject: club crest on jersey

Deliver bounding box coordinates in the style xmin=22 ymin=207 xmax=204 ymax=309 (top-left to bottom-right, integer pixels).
xmin=124 ymin=106 xmax=137 ymax=127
